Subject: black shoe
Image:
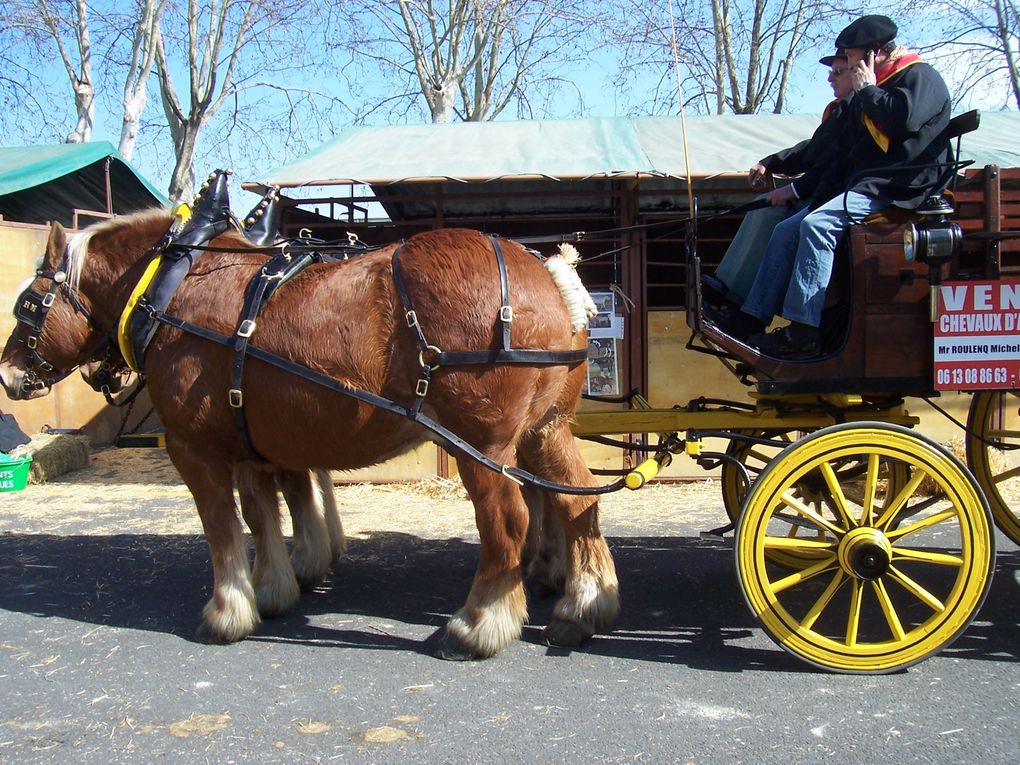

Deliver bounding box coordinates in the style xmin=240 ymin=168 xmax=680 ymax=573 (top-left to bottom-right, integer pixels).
xmin=748 ymin=324 xmax=821 ymax=359
xmin=704 ymin=304 xmax=766 ymax=338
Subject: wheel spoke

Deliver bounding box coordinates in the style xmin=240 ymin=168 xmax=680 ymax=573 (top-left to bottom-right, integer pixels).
xmin=801 ymin=569 xmax=847 ymax=630
xmin=891 ymin=546 xmax=964 ymax=567
xmin=818 ymin=461 xmax=858 ymax=529
xmin=763 ymin=536 xmax=836 ymax=551
xmin=859 ymin=453 xmax=880 ymax=526
xmin=990 ymin=463 xmax=1020 ymax=485
xmin=845 ymin=580 xmax=863 ymax=646
xmin=769 ymin=554 xmax=839 ymax=593
xmin=779 ymin=490 xmax=845 ymax=537
xmin=886 ymin=509 xmax=959 ymax=541
xmin=871 ymin=579 xmax=906 ymax=641
xmin=983 ymin=427 xmax=1020 ymax=440
xmin=874 ymin=469 xmax=927 ymax=530
xmin=887 ymin=565 xmax=947 ymax=613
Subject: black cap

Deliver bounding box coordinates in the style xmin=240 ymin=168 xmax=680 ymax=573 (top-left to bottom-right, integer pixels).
xmin=835 ymin=15 xmax=897 ymax=49
xmin=819 ymin=50 xmax=848 ymax=67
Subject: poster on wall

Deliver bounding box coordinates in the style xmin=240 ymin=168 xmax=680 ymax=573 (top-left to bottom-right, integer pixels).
xmin=587 ymin=292 xmax=621 ymax=395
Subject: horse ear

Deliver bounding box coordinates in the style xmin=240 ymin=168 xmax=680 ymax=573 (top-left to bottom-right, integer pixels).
xmin=46 ymin=221 xmax=67 ymax=266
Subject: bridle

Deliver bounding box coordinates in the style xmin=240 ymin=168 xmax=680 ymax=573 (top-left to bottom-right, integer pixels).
xmin=11 ymin=250 xmax=108 ymax=396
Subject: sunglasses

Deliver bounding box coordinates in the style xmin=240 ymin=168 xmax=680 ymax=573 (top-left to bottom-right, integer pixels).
xmin=829 ymin=67 xmax=848 ymax=76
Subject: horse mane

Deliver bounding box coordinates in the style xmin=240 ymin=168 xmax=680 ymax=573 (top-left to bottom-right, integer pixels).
xmin=65 ymin=207 xmax=173 ymax=289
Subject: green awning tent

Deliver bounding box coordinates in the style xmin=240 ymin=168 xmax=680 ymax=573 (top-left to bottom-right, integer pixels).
xmin=255 ymin=112 xmax=1020 ymax=221
xmin=0 ymin=141 xmax=168 ymax=226
xmin=260 ymin=112 xmax=1020 ymax=187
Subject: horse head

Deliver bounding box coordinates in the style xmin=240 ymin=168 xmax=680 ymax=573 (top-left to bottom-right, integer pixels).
xmin=1 ymin=208 xmax=174 ymax=401
xmin=1 ymin=221 xmax=112 ymax=400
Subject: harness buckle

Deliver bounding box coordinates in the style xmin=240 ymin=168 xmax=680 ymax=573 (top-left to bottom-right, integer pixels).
xmin=499 ymin=305 xmax=513 ymax=323
xmin=42 ymin=292 xmax=56 ymax=308
xmin=26 ymin=336 xmax=38 ymax=350
xmin=406 ymin=310 xmax=419 ymax=329
xmin=415 ymin=377 xmax=429 ymax=398
xmin=229 ymin=388 xmax=244 ymax=408
xmin=40 ymin=360 xmax=53 ymax=372
xmin=237 ymin=320 xmax=256 ymax=338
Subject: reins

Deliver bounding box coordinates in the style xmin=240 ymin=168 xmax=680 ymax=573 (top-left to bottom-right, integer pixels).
xmin=511 ymin=198 xmax=770 ymax=245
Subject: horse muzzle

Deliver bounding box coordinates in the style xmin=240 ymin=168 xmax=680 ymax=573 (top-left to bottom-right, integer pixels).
xmin=0 ymin=361 xmax=51 ymax=400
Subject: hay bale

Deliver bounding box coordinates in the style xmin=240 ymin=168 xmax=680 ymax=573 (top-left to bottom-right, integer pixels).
xmin=917 ymin=435 xmax=1007 ymax=496
xmin=23 ymin=432 xmax=91 ymax=484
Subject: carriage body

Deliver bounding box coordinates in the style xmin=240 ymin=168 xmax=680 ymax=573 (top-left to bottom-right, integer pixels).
xmin=573 ymin=161 xmax=1020 ymax=673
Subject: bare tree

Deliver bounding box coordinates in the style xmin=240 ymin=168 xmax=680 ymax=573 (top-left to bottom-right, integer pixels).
xmin=154 ymin=0 xmax=351 ymax=201
xmin=341 ymin=0 xmax=600 ymax=123
xmin=604 ymin=0 xmax=848 ymax=115
xmin=4 ymin=0 xmax=96 ymax=142
xmin=118 ymin=0 xmax=169 ymax=160
xmin=901 ymin=0 xmax=1020 ymax=110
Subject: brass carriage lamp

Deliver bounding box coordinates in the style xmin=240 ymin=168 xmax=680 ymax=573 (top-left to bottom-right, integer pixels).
xmin=902 ymin=196 xmax=965 ymax=321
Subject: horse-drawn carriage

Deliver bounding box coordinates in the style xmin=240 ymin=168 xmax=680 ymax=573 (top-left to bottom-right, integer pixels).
xmin=2 ymin=119 xmax=1017 ymax=674
xmin=570 ymin=117 xmax=1020 ymax=672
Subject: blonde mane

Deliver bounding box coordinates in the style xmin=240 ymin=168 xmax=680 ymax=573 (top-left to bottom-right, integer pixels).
xmin=64 ymin=207 xmax=173 ymax=290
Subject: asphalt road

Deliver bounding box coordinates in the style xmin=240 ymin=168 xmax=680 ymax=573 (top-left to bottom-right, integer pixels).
xmin=1 ymin=460 xmax=1018 ymax=764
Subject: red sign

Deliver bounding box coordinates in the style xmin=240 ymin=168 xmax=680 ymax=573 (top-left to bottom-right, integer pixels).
xmin=933 ymin=279 xmax=1020 ymax=390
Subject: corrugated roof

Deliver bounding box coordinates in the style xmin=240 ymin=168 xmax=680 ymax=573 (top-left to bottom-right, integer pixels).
xmin=258 ymin=112 xmax=1020 ymax=188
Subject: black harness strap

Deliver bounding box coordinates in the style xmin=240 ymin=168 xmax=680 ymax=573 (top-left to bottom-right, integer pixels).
xmin=145 ymin=308 xmax=624 ymax=495
xmin=229 ymin=250 xmax=317 ymax=458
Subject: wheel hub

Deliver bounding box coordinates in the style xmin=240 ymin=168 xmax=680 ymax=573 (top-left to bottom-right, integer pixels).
xmin=838 ymin=527 xmax=893 ymax=580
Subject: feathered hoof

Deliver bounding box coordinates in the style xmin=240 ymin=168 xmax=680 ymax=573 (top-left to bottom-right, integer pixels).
xmin=293 ymin=567 xmax=329 ymax=593
xmin=429 ymin=627 xmax=483 ymax=661
xmin=194 ymin=620 xmax=244 ymax=645
xmin=541 ymin=617 xmax=594 ymax=648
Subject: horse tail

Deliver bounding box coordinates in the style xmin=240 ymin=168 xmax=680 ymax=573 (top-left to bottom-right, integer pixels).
xmin=543 ymin=243 xmax=596 ymax=334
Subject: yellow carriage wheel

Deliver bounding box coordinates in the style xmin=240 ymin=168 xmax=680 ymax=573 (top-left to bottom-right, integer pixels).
xmin=721 ymin=431 xmax=792 ymax=523
xmin=736 ymin=422 xmax=994 ymax=674
xmin=723 ymin=430 xmax=909 ymax=569
xmin=966 ymin=390 xmax=1020 ymax=545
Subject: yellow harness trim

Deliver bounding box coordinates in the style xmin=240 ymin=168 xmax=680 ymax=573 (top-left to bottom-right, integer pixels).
xmin=116 ymin=203 xmax=192 ymax=372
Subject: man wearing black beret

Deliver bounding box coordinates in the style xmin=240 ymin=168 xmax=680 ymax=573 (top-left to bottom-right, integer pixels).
xmin=726 ymin=14 xmax=952 ymax=357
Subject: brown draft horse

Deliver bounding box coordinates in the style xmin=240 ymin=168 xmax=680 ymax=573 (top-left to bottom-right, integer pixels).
xmin=1 ymin=211 xmax=619 ymax=659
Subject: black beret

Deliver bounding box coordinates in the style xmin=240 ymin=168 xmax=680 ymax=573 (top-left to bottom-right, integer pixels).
xmin=818 ymin=51 xmax=848 ymax=67
xmin=835 ymin=15 xmax=897 ymax=49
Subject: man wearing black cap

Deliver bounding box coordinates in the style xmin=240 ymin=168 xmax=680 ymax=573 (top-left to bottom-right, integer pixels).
xmin=730 ymin=14 xmax=952 ymax=357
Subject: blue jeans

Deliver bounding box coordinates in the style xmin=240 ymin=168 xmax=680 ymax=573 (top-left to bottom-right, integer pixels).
xmin=741 ymin=191 xmax=889 ymax=327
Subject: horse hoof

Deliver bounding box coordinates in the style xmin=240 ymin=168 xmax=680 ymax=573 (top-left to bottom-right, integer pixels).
xmin=194 ymin=622 xmax=235 ymax=645
xmin=541 ymin=618 xmax=593 ymax=648
xmin=429 ymin=628 xmax=481 ymax=661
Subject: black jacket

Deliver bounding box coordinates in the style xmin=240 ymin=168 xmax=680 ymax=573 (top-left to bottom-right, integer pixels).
xmin=760 ymin=98 xmax=856 ymax=209
xmin=840 ymin=60 xmax=952 ymax=209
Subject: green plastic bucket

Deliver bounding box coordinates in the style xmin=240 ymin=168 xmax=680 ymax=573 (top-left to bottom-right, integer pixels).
xmin=0 ymin=455 xmax=32 ymax=492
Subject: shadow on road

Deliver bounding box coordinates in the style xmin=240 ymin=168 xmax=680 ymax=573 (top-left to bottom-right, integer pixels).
xmin=1 ymin=531 xmax=1016 ymax=671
